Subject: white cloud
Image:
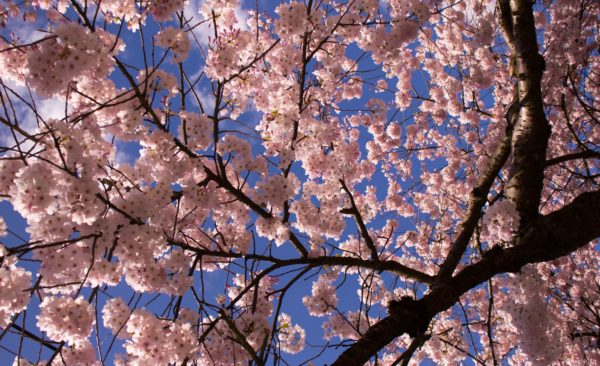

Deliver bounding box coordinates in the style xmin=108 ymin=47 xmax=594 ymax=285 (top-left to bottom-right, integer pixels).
xmin=37 ymin=97 xmax=66 ymax=120
xmin=0 ymin=83 xmax=34 ymax=152
xmin=234 ymin=6 xmax=251 ymax=31
xmin=0 ymin=79 xmax=66 ymax=154
xmin=100 ymin=132 xmax=140 ymax=166
xmin=191 ymin=87 xmax=215 ymax=112
xmin=114 ymin=145 xmax=138 ymax=165
xmin=184 ymin=0 xmax=213 ymax=46
xmin=184 ymin=0 xmax=250 ymax=47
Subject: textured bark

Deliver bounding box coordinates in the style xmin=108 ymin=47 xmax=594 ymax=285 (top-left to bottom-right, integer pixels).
xmin=331 ymin=190 xmax=600 ymax=366
xmin=503 ymin=0 xmax=551 ymax=225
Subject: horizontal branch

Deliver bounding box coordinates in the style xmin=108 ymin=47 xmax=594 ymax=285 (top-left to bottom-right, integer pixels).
xmin=544 ymin=150 xmax=600 ymax=167
xmin=6 ymin=234 xmax=100 ymax=256
xmin=167 ymin=239 xmax=434 ymax=283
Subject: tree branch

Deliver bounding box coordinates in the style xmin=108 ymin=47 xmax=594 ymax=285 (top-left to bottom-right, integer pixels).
xmin=544 ymin=150 xmax=600 ymax=167
xmin=339 ymin=179 xmax=379 ymax=262
xmin=167 ymin=238 xmax=434 ymax=283
xmin=331 ymin=189 xmax=600 ymax=365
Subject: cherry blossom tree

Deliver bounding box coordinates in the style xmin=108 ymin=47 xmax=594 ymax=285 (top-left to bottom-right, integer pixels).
xmin=0 ymin=0 xmax=598 ymax=365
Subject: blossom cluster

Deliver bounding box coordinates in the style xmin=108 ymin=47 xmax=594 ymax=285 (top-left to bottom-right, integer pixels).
xmin=277 ymin=313 xmax=305 ymax=354
xmin=255 ymin=217 xmax=289 ymax=245
xmin=275 ymin=2 xmax=310 ymax=39
xmin=155 ymin=26 xmax=191 ymax=63
xmin=99 ymin=0 xmax=139 ymax=27
xmin=303 ymin=271 xmax=339 ymax=316
xmin=322 ymin=311 xmax=370 ymax=341
xmin=199 ymin=0 xmax=241 ymax=29
xmin=481 ymin=199 xmax=520 ymax=245
xmin=205 ymin=29 xmax=256 ymax=80
xmin=179 ymin=112 xmax=212 ymax=151
xmin=0 ymin=217 xmax=6 ymax=237
xmin=0 ymin=245 xmax=32 ymax=328
xmin=0 ymin=39 xmax=28 ymax=84
xmin=139 ymin=69 xmax=179 ymax=96
xmin=501 ymin=266 xmax=564 ymax=364
xmin=58 ymin=342 xmax=99 ymax=366
xmin=121 ymin=309 xmax=198 ymax=364
xmin=148 ymin=0 xmax=184 ymax=22
xmin=102 ymin=297 xmax=131 ymax=337
xmin=255 ymin=173 xmax=300 ymax=212
xmin=26 ymin=23 xmax=121 ymax=96
xmin=37 ymin=296 xmax=95 ymax=345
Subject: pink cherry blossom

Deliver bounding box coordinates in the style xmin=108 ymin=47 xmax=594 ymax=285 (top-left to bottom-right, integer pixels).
xmin=155 ymin=26 xmax=191 ymax=63
xmin=37 ymin=296 xmax=95 ymax=345
xmin=0 ymin=0 xmax=599 ymax=364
